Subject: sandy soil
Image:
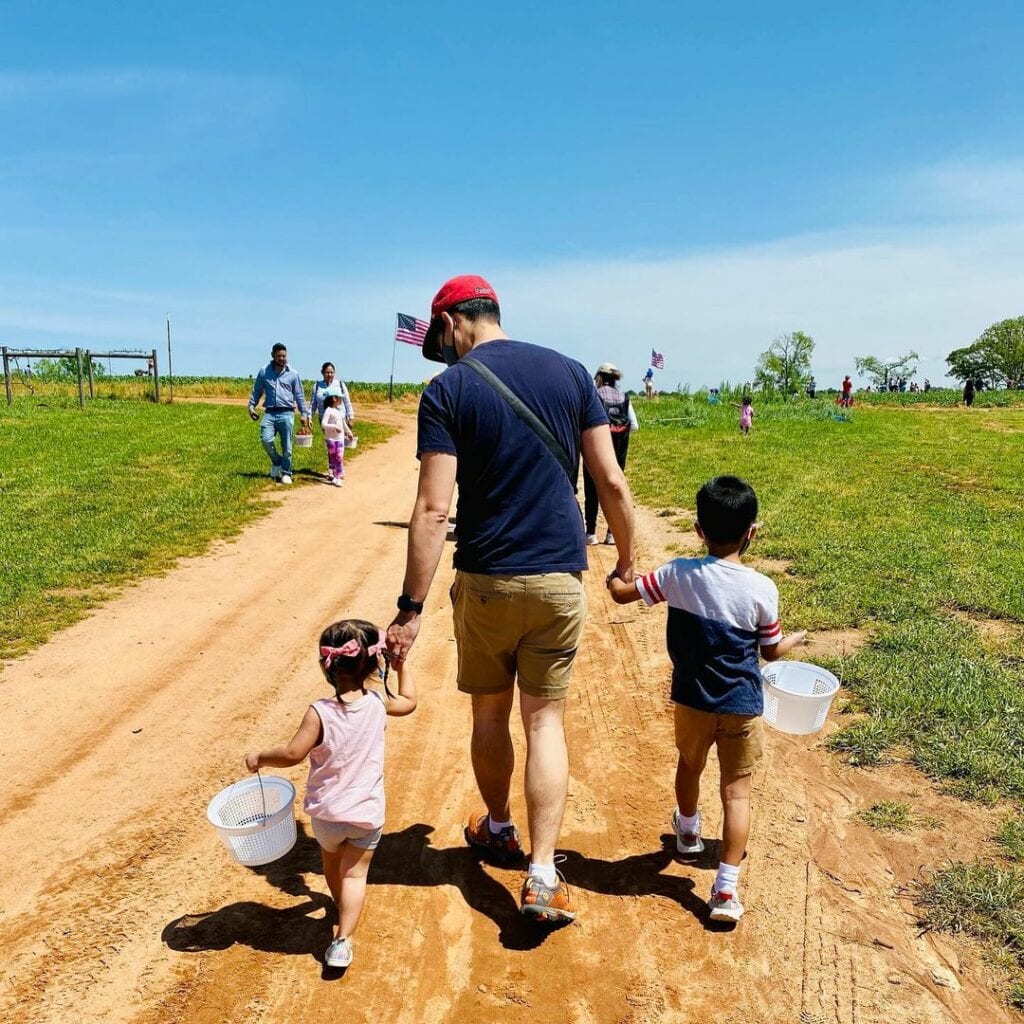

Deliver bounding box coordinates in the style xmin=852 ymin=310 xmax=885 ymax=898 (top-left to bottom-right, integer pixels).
xmin=0 ymin=414 xmax=1015 ymax=1024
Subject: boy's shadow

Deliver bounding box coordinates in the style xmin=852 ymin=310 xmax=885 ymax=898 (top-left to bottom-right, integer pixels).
xmin=558 ymin=834 xmax=737 ymax=933
xmin=163 ymin=822 xmax=560 ymax=968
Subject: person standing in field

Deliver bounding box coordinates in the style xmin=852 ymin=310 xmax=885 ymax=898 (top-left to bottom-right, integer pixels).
xmin=963 ymin=378 xmax=976 ymax=407
xmin=584 ymin=362 xmax=638 ymax=546
xmin=732 ymin=395 xmax=754 ymax=435
xmin=607 ymin=476 xmax=805 ymax=923
xmin=248 ymin=343 xmax=310 ymax=485
xmin=643 ymin=367 xmax=655 ymax=398
xmin=840 ymin=375 xmax=853 ymax=408
xmin=386 ymin=274 xmax=635 ymax=923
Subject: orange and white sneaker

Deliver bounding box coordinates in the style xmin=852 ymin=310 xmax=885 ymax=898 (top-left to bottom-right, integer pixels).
xmin=708 ymin=887 xmax=744 ymax=922
xmin=464 ymin=812 xmax=525 ymax=866
xmin=672 ymin=808 xmax=705 ymax=856
xmin=520 ymin=860 xmax=576 ymax=923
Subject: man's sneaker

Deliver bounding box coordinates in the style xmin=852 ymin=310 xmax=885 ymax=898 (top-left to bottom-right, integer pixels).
xmin=280 ymin=474 xmax=293 ymax=485
xmin=324 ymin=936 xmax=353 ymax=967
xmin=708 ymin=887 xmax=744 ymax=923
xmin=586 ymin=533 xmax=598 ymax=545
xmin=464 ymin=812 xmax=525 ymax=865
xmin=332 ymin=477 xmax=343 ymax=487
xmin=270 ymin=466 xmax=282 ymax=480
xmin=520 ymin=868 xmax=576 ymax=923
xmin=671 ymin=808 xmax=705 ymax=855
xmin=603 ymin=531 xmax=615 ymax=545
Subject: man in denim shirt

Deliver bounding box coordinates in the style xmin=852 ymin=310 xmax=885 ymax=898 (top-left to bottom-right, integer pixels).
xmin=248 ymin=343 xmax=310 ymax=484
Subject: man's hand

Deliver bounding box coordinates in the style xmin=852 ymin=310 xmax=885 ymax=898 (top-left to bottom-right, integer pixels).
xmin=244 ymin=751 xmax=260 ymax=773
xmin=300 ymin=415 xmax=311 ymax=428
xmin=386 ymin=611 xmax=421 ymax=665
xmin=248 ymin=406 xmax=259 ymax=421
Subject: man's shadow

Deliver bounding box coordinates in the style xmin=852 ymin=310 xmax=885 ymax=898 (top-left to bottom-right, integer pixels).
xmin=163 ymin=822 xmax=562 ymax=970
xmin=558 ymin=834 xmax=738 ymax=933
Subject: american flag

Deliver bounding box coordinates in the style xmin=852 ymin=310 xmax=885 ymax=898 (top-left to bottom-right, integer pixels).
xmin=395 ymin=313 xmax=429 ymax=347
xmin=651 ymin=349 xmax=665 ymax=369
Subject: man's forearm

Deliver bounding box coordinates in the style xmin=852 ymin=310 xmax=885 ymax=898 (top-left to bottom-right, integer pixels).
xmin=402 ymin=505 xmax=450 ymax=601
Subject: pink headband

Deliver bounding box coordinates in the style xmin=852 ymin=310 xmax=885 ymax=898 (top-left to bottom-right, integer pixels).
xmin=320 ymin=637 xmax=387 ymax=670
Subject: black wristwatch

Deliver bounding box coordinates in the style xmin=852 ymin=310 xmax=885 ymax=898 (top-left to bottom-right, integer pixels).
xmin=397 ymin=594 xmax=424 ymax=614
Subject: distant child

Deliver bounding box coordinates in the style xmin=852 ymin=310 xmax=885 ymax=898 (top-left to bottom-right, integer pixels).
xmin=732 ymin=396 xmax=753 ymax=435
xmin=244 ymin=619 xmax=416 ymax=968
xmin=607 ymin=476 xmax=805 ymax=923
xmin=321 ymin=391 xmax=354 ymax=487
xmin=840 ymin=375 xmax=853 ymax=408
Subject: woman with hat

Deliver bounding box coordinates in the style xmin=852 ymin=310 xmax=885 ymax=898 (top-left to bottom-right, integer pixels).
xmin=584 ymin=362 xmax=638 ymax=545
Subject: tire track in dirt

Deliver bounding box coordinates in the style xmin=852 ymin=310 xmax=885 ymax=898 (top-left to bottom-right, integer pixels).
xmin=0 ymin=419 xmax=1017 ymax=1024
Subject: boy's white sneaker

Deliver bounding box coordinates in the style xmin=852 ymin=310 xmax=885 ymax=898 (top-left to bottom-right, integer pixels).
xmin=708 ymin=887 xmax=744 ymax=922
xmin=332 ymin=477 xmax=343 ymax=487
xmin=672 ymin=808 xmax=705 ymax=855
xmin=270 ymin=466 xmax=281 ymax=480
xmin=585 ymin=534 xmax=598 ymax=545
xmin=324 ymin=936 xmax=353 ymax=967
xmin=280 ymin=474 xmax=293 ymax=485
xmin=603 ymin=531 xmax=615 ymax=545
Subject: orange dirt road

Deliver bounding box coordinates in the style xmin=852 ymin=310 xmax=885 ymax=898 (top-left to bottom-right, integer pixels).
xmin=0 ymin=415 xmax=1013 ymax=1024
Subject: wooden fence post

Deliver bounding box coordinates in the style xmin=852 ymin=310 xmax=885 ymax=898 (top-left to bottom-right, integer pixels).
xmin=75 ymin=347 xmax=85 ymax=409
xmin=2 ymin=347 xmax=11 ymax=406
xmin=152 ymin=349 xmax=160 ymax=403
xmin=86 ymin=350 xmax=95 ymax=399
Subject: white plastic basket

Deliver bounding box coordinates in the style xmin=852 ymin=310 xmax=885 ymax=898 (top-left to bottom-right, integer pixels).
xmin=206 ymin=775 xmax=297 ymax=866
xmin=295 ymin=432 xmax=314 ymax=448
xmin=344 ymin=435 xmax=358 ymax=449
xmin=761 ymin=661 xmax=840 ymax=735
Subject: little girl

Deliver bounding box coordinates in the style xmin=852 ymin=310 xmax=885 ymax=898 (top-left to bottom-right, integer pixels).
xmin=245 ymin=620 xmax=415 ymax=969
xmin=321 ymin=391 xmax=354 ymax=486
xmin=734 ymin=396 xmax=754 ymax=435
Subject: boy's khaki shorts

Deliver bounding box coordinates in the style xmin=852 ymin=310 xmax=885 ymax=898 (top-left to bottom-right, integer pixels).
xmin=673 ymin=704 xmax=764 ymax=778
xmin=451 ymin=571 xmax=586 ymax=700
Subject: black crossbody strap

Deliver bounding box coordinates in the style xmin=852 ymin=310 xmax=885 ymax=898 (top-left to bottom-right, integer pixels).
xmin=460 ymin=356 xmax=576 ymax=486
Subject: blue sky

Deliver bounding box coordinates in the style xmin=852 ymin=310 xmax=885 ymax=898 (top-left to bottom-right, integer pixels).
xmin=2 ymin=1 xmax=1023 ymax=387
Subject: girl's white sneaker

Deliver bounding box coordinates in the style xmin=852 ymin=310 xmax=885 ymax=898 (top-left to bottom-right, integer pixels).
xmin=708 ymin=887 xmax=744 ymax=922
xmin=325 ymin=936 xmax=353 ymax=967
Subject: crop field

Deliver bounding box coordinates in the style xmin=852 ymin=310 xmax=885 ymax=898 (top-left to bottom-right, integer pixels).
xmin=628 ymin=393 xmax=1024 ymax=1002
xmin=0 ymin=397 xmax=393 ymax=661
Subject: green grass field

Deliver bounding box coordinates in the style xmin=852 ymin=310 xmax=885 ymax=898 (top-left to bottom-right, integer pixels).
xmin=629 ymin=394 xmax=1024 ymax=1004
xmin=0 ymin=396 xmax=393 ymax=661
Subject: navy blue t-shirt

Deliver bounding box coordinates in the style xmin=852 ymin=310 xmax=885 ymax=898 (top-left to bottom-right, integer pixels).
xmin=417 ymin=340 xmax=608 ymax=574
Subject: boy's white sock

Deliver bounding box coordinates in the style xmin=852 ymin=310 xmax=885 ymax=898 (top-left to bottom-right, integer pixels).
xmin=714 ymin=861 xmax=741 ymax=895
xmin=676 ymin=808 xmax=700 ymax=833
xmin=487 ymin=816 xmax=512 ymax=834
xmin=528 ymin=862 xmax=558 ymax=886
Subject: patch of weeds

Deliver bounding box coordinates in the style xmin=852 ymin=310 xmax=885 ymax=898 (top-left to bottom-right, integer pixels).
xmin=917 ymin=862 xmax=1024 ymax=1007
xmin=998 ymin=816 xmax=1024 ymax=862
xmin=859 ymin=801 xmax=914 ymax=832
xmin=827 ymin=718 xmax=898 ymax=767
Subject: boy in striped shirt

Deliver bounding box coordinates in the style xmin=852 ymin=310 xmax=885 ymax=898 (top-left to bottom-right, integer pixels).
xmin=607 ymin=476 xmax=805 ymax=922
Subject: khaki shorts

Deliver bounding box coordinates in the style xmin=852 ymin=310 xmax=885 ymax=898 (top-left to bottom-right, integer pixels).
xmin=673 ymin=704 xmax=764 ymax=778
xmin=451 ymin=571 xmax=587 ymax=700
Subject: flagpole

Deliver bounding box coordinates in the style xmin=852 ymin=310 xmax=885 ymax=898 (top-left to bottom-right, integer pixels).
xmin=389 ymin=316 xmax=398 ymax=403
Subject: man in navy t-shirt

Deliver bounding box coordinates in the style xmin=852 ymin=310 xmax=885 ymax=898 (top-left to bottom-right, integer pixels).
xmin=386 ymin=274 xmax=635 ymax=924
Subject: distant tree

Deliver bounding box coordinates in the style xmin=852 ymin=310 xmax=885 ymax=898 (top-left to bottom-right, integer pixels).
xmin=33 ymin=356 xmax=107 ymax=380
xmin=854 ymin=351 xmax=919 ymax=390
xmin=946 ymin=316 xmax=1024 ymax=388
xmin=754 ymin=331 xmax=815 ymax=395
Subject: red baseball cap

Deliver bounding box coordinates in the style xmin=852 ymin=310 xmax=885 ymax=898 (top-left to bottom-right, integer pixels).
xmin=422 ymin=274 xmax=500 ymax=363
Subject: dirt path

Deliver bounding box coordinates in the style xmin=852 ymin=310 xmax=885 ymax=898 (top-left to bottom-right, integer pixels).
xmin=0 ymin=416 xmax=1013 ymax=1024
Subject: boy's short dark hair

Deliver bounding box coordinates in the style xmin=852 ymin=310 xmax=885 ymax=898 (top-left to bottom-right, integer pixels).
xmin=451 ymin=297 xmax=501 ymax=324
xmin=272 ymin=342 xmax=287 ymax=354
xmin=696 ymin=476 xmax=758 ymax=542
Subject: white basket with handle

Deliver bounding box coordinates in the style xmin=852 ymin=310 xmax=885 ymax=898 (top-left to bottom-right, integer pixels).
xmin=761 ymin=661 xmax=840 ymax=735
xmin=206 ymin=774 xmax=297 ymax=866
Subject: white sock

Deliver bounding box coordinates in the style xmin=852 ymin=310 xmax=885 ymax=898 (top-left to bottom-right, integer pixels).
xmin=487 ymin=816 xmax=512 ymax=834
xmin=714 ymin=862 xmax=741 ymax=895
xmin=529 ymin=862 xmax=558 ymax=886
xmin=676 ymin=808 xmax=700 ymax=833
